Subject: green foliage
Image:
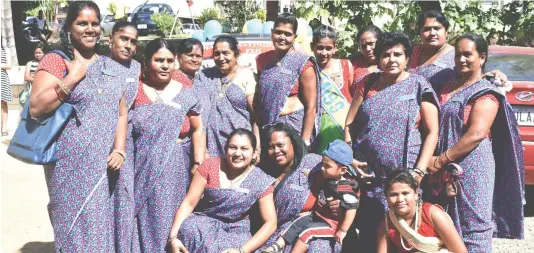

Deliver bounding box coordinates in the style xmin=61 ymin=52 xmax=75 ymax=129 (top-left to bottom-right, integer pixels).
xmin=198 ymin=7 xmax=222 ymax=26
xmin=254 ymin=9 xmax=266 ymax=22
xmin=215 ymin=0 xmax=260 ymax=33
xmin=108 ymin=2 xmax=117 ymax=16
xmin=294 ymin=0 xmax=534 ymax=58
xmin=151 ymin=13 xmax=178 ymax=37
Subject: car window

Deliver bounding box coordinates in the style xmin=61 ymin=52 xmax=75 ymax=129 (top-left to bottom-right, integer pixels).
xmin=487 ymin=54 xmax=534 ymax=81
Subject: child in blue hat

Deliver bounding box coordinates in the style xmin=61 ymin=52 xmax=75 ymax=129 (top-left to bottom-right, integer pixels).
xmin=262 ymin=139 xmax=359 ymax=253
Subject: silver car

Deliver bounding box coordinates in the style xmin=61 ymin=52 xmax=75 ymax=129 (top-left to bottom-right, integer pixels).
xmin=100 ymin=14 xmax=116 ymax=37
xmin=182 ymin=23 xmax=202 ymax=35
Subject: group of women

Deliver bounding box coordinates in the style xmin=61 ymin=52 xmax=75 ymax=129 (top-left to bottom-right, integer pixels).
xmin=27 ymin=1 xmax=523 ymax=252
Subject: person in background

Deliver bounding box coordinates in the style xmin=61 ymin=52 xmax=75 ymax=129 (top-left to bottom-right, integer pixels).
xmin=255 ymin=13 xmax=320 ymax=149
xmin=106 ymin=21 xmax=141 ymax=253
xmin=21 ymin=44 xmax=45 ymax=107
xmin=1 ymin=43 xmax=13 ymax=137
xmin=486 ymin=32 xmax=499 ymax=46
xmin=376 ymin=170 xmax=467 ymax=253
xmin=195 ymin=35 xmax=260 ymax=157
xmin=349 ymin=24 xmax=382 ymax=96
xmin=427 ymin=33 xmax=524 ymax=252
xmin=29 ymin=2 xmax=126 ymax=251
xmin=168 ymin=128 xmax=276 ymax=253
xmin=131 ymin=38 xmax=205 ymax=252
xmin=345 ymin=31 xmax=439 ymax=252
xmin=311 ymin=25 xmax=354 ymax=152
xmin=36 ymin=10 xmax=52 ymax=41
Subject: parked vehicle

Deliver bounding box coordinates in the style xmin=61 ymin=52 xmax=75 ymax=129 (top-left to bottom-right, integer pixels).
xmin=182 ymin=23 xmax=202 ymax=35
xmin=100 ymin=14 xmax=116 ymax=37
xmin=487 ymin=46 xmax=534 ymax=185
xmin=128 ymin=3 xmax=174 ymax=36
xmin=22 ymin=17 xmax=44 ymax=43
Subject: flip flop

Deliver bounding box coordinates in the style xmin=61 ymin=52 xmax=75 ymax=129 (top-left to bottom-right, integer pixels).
xmin=261 ymin=243 xmax=283 ymax=253
xmin=1 ymin=132 xmax=8 ymax=137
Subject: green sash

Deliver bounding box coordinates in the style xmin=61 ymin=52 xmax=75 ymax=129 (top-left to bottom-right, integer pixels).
xmin=318 ymin=71 xmax=351 ymax=152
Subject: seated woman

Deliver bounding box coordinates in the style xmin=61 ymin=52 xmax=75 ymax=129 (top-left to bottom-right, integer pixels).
xmin=377 ymin=170 xmax=467 ymax=253
xmin=168 ymin=128 xmax=277 ymax=253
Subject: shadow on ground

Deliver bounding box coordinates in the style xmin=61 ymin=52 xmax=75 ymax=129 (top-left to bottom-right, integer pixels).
xmin=19 ymin=241 xmax=55 ymax=253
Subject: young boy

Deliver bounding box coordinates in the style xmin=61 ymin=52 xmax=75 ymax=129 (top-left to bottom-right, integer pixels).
xmin=262 ymin=139 xmax=359 ymax=253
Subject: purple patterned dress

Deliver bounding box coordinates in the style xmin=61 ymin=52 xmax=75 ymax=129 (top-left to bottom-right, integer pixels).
xmin=194 ymin=67 xmax=252 ymax=156
xmin=258 ymin=154 xmax=341 ymax=253
xmin=408 ymin=45 xmax=456 ymax=91
xmin=178 ymin=164 xmax=275 ymax=253
xmin=42 ymin=55 xmax=132 ymax=252
xmin=436 ymin=79 xmax=524 ymax=252
xmin=256 ymin=51 xmax=321 ymax=139
xmin=131 ymin=83 xmax=201 ymax=253
xmin=350 ymin=73 xmax=437 ymax=252
xmin=112 ymin=59 xmax=141 ymax=253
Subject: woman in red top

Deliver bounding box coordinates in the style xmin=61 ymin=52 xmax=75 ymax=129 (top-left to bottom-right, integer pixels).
xmin=377 ymin=170 xmax=466 ymax=253
xmin=172 ymin=38 xmax=203 ymax=88
xmin=349 ymin=24 xmax=381 ymax=97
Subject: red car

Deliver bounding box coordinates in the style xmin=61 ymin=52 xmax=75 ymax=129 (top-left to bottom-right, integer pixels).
xmin=487 ymin=46 xmax=534 ymax=185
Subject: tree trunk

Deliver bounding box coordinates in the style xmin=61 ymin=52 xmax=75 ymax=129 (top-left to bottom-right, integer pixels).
xmin=1 ymin=0 xmax=18 ymax=66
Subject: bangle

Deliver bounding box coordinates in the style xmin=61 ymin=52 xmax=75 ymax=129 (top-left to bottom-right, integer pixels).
xmin=193 ymin=161 xmax=200 ymax=166
xmin=56 ymin=77 xmax=71 ymax=95
xmin=433 ymin=156 xmax=442 ymax=169
xmin=54 ymin=84 xmax=68 ymax=101
xmin=413 ymin=167 xmax=427 ymax=177
xmin=444 ymin=150 xmax=453 ymax=162
xmin=113 ymin=149 xmax=126 ymax=160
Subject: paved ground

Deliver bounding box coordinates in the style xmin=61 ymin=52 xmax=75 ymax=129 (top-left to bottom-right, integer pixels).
xmin=1 ymin=134 xmax=533 ymax=252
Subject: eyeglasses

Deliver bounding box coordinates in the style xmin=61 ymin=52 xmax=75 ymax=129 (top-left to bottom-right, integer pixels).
xmin=261 ymin=122 xmax=286 ymax=131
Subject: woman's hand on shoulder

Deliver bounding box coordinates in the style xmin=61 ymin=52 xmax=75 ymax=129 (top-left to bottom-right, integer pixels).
xmin=64 ymin=58 xmax=87 ymax=84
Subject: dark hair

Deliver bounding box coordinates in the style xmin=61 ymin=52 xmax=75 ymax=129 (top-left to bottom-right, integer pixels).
xmin=213 ymin=35 xmax=239 ymax=57
xmin=274 ymin=12 xmax=298 ymax=34
xmin=34 ymin=43 xmax=44 ymax=52
xmin=417 ymin=10 xmax=450 ymax=32
xmin=112 ymin=21 xmax=137 ymax=36
xmin=373 ymin=31 xmax=413 ymax=60
xmin=177 ymin=38 xmax=204 ymax=56
xmin=225 ymin=128 xmax=257 ymax=152
xmin=260 ymin=123 xmax=308 ymax=178
xmin=144 ymin=38 xmax=175 ymax=64
xmin=38 ymin=10 xmax=43 ymax=15
xmin=455 ymin=33 xmax=488 ymax=69
xmin=312 ymin=25 xmax=337 ymax=45
xmin=385 ymin=169 xmax=418 ymax=193
xmin=356 ymin=24 xmax=382 ymax=43
xmin=55 ymin=1 xmax=101 ymax=59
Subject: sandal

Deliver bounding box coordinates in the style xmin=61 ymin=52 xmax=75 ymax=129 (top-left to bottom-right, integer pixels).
xmin=1 ymin=131 xmax=8 ymax=137
xmin=261 ymin=243 xmax=283 ymax=253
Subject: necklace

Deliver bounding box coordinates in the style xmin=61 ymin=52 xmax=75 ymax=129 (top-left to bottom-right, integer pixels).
xmin=147 ymin=85 xmax=166 ymax=104
xmin=226 ymin=165 xmax=253 ymax=188
xmin=400 ymin=203 xmax=420 ymax=251
xmin=217 ymin=69 xmax=237 ymax=99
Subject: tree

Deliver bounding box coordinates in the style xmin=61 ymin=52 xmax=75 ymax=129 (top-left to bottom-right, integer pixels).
xmin=108 ymin=2 xmax=117 ymax=17
xmin=2 ymin=0 xmax=18 ymax=65
xmin=152 ymin=12 xmax=178 ymax=37
xmin=197 ymin=7 xmax=222 ymax=27
xmin=254 ymin=9 xmax=266 ymax=22
xmin=215 ymin=0 xmax=260 ymax=33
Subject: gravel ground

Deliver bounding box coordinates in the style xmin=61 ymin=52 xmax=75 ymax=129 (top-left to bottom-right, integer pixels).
xmin=1 ymin=139 xmax=533 ymax=253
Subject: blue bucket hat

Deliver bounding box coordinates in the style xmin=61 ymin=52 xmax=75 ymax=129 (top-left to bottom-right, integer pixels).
xmin=322 ymin=139 xmax=357 ymax=177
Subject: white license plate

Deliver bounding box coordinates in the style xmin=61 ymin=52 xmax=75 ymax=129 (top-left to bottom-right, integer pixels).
xmin=513 ymin=106 xmax=534 ymax=126
xmin=137 ymin=24 xmax=147 ymax=29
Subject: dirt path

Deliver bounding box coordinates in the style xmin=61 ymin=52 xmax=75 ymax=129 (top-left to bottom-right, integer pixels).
xmin=1 ymin=140 xmax=533 ymax=252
